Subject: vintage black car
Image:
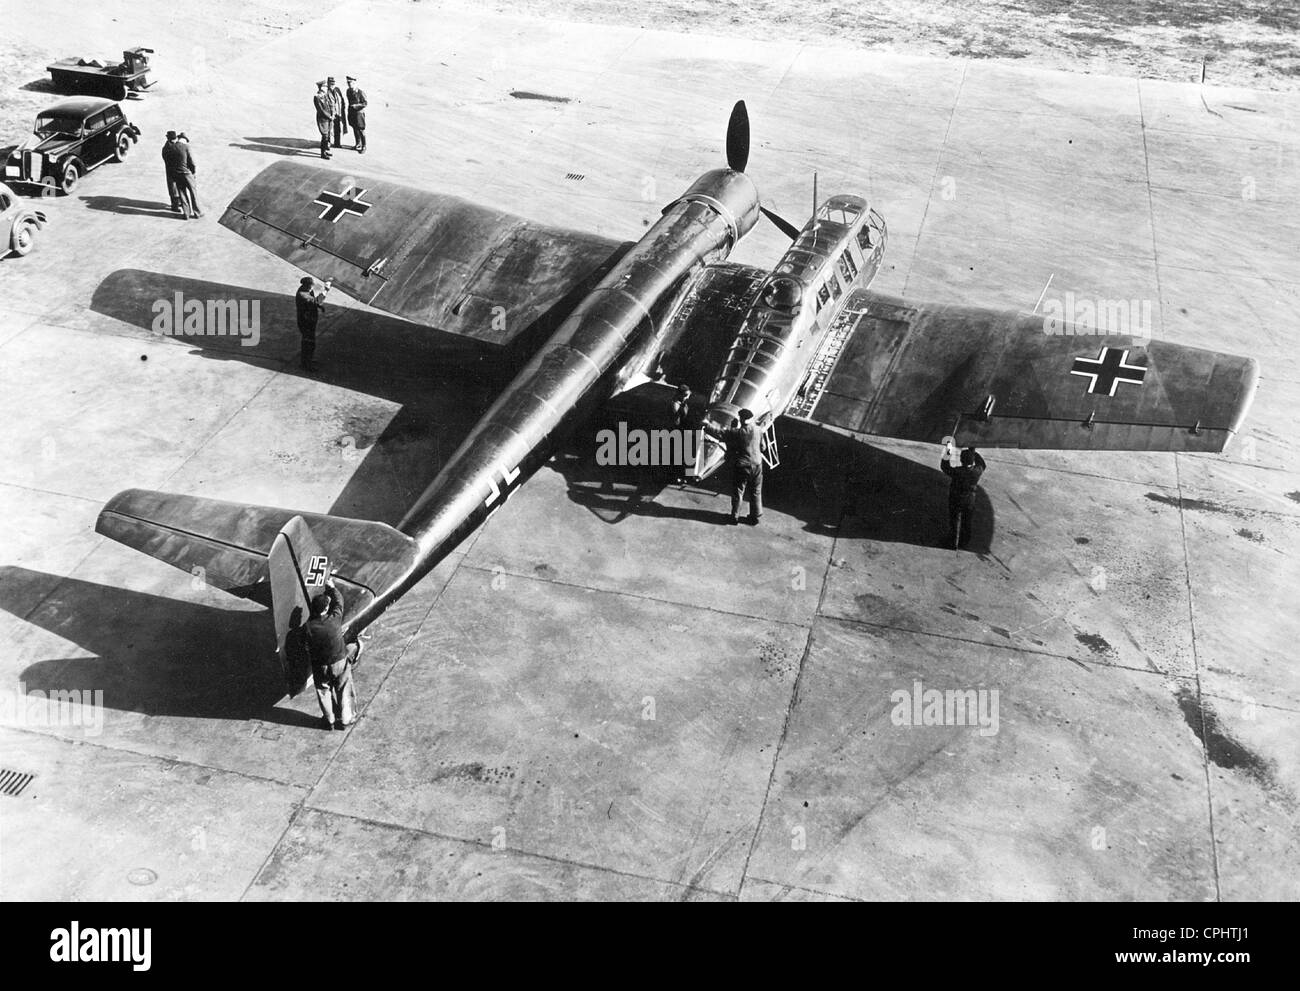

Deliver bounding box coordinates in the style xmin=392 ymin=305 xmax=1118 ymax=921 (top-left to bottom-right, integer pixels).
xmin=3 ymin=97 xmax=141 ymax=195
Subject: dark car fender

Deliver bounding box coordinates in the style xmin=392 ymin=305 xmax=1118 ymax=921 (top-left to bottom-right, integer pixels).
xmin=125 ymin=122 xmax=142 ymax=142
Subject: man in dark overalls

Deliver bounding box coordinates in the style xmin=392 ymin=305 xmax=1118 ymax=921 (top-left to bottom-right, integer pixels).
xmin=303 ymin=573 xmax=361 ymax=730
xmin=717 ymin=408 xmax=766 ymax=525
xmin=295 ymin=276 xmax=330 ymax=371
xmin=346 ymin=75 xmax=367 ymax=153
xmin=940 ymin=440 xmax=986 ymax=550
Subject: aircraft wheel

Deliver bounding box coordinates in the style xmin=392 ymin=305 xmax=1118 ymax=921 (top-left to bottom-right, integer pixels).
xmin=112 ymin=132 xmax=131 ymax=162
xmin=59 ymin=159 xmax=81 ymax=196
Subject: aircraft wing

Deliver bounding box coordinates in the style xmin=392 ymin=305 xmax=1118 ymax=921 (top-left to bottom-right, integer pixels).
xmin=218 ymin=161 xmax=628 ymax=346
xmin=784 ymin=290 xmax=1259 ymax=452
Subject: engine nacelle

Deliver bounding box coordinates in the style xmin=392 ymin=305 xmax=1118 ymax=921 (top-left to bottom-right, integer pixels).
xmin=666 ymin=168 xmax=760 ymax=249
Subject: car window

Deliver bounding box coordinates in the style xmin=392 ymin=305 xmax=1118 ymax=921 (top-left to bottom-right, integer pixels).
xmin=86 ymin=112 xmax=106 ymax=131
xmin=104 ymin=107 xmax=123 ymax=125
xmin=34 ymin=114 xmax=81 ymax=136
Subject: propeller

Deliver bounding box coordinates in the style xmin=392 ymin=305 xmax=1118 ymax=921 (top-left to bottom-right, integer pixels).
xmin=726 ymin=99 xmax=800 ymax=243
xmin=760 ymin=206 xmax=801 ymax=240
xmin=726 ymin=100 xmax=749 ymax=173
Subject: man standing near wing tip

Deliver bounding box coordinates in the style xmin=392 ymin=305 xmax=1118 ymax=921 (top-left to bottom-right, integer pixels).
xmin=940 ymin=439 xmax=986 ymax=550
xmin=296 ymin=275 xmax=331 ymax=372
xmin=313 ymin=80 xmax=334 ymax=160
xmin=346 ymin=75 xmax=367 ymax=153
xmin=304 ymin=569 xmax=363 ymax=731
xmin=327 ymin=76 xmax=347 ymax=150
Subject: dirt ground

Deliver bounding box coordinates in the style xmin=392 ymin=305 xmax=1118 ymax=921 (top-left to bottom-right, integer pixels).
xmin=477 ymin=0 xmax=1300 ymax=91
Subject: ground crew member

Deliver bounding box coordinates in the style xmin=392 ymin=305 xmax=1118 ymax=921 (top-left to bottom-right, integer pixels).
xmin=346 ymin=75 xmax=367 ymax=153
xmin=707 ymin=408 xmax=766 ymax=524
xmin=296 ymin=276 xmax=330 ymax=371
xmin=941 ymin=440 xmax=986 ymax=550
xmin=671 ymin=385 xmax=692 ymax=430
xmin=303 ymin=572 xmax=361 ymax=730
xmin=327 ymin=76 xmax=347 ymax=148
xmin=313 ymin=80 xmax=334 ymax=159
xmin=669 ymin=385 xmax=693 ymax=481
xmin=161 ymin=130 xmax=202 ymax=218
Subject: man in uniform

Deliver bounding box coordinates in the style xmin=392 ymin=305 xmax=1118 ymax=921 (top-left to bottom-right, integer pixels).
xmin=940 ymin=440 xmax=986 ymax=550
xmin=313 ymin=80 xmax=334 ymax=159
xmin=296 ymin=276 xmax=330 ymax=371
xmin=708 ymin=408 xmax=766 ymax=525
xmin=303 ymin=571 xmax=361 ymax=730
xmin=161 ymin=130 xmax=202 ymax=218
xmin=346 ymin=75 xmax=367 ymax=153
xmin=327 ymin=76 xmax=347 ymax=149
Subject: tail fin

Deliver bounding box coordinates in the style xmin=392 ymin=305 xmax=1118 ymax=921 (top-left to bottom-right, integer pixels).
xmin=97 ymin=489 xmax=419 ymax=693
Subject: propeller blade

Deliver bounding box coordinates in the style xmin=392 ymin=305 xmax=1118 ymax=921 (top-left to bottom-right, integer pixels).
xmin=726 ymin=100 xmax=749 ymax=173
xmin=761 ymin=206 xmax=801 ymax=241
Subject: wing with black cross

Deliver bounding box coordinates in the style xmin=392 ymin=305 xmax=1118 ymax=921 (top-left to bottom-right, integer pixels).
xmin=784 ymin=290 xmax=1259 ymax=452
xmin=218 ymin=161 xmax=629 ymax=346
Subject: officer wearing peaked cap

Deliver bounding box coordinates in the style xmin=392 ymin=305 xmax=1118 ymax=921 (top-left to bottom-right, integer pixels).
xmin=313 ymin=80 xmax=334 ymax=159
xmin=346 ymin=75 xmax=367 ymax=153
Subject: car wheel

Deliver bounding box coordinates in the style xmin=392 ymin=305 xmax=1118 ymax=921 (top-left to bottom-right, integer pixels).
xmin=11 ymin=218 xmax=38 ymax=256
xmin=59 ymin=160 xmax=81 ymax=196
xmin=113 ymin=132 xmax=131 ymax=162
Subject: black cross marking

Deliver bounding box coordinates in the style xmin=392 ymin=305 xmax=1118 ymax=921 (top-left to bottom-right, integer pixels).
xmin=1070 ymin=346 xmax=1147 ymax=397
xmin=313 ymin=185 xmax=373 ymax=224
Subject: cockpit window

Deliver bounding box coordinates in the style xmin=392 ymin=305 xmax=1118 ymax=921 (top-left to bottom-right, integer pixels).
xmin=838 ymin=251 xmax=858 ymax=282
xmin=816 ymin=201 xmax=861 ymax=226
xmin=857 ymin=226 xmax=873 ymax=250
xmin=816 ymin=282 xmax=831 ymax=311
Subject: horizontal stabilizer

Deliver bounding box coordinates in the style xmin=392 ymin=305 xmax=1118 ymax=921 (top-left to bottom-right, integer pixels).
xmin=96 ymin=489 xmax=419 ymax=617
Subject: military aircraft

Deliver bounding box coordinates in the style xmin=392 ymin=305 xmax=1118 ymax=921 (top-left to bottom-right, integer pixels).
xmin=96 ymin=102 xmax=1258 ymax=693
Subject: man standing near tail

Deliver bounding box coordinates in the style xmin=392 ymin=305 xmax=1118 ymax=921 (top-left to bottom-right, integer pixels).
xmin=304 ymin=572 xmax=361 ymax=730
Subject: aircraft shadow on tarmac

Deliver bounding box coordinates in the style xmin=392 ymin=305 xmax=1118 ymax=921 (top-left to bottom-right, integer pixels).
xmin=91 ymin=266 xmax=618 ymax=524
xmin=91 ymin=271 xmax=995 ymax=548
xmin=229 ymin=136 xmax=330 ymax=158
xmin=555 ymin=413 xmax=995 ymax=552
xmin=1 ymin=566 xmax=318 ymax=725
